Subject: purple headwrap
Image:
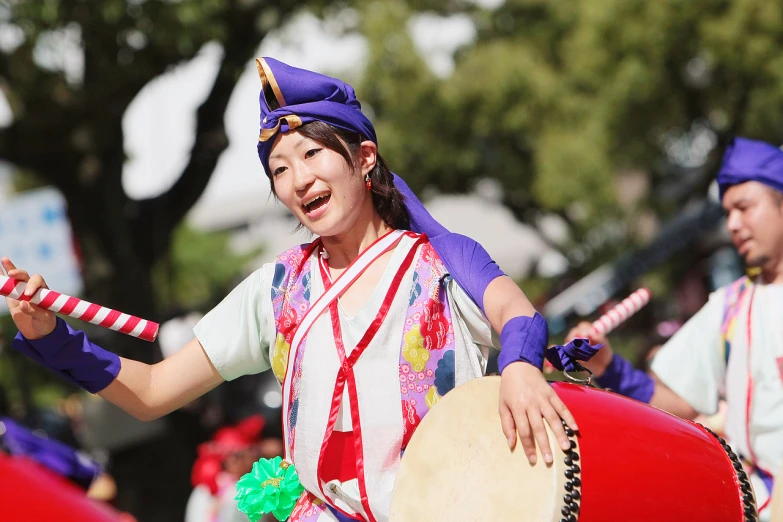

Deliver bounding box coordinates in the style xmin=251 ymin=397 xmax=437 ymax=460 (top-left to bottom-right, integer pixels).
xmin=717 ymin=137 xmax=783 ymax=200
xmin=253 ymin=57 xmax=506 ymax=311
xmin=256 ymin=57 xmax=377 ymax=175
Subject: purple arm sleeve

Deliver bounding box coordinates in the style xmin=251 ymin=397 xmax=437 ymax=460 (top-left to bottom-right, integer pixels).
xmin=12 ymin=318 xmax=121 ymax=394
xmin=595 ymin=353 xmax=655 ymax=403
xmin=392 ymin=173 xmax=505 ymax=312
xmin=496 ymin=313 xmax=548 ymax=373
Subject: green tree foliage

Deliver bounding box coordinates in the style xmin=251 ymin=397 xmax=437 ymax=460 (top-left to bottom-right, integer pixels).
xmin=152 ymin=224 xmax=261 ymax=313
xmin=363 ymin=0 xmax=783 ymax=257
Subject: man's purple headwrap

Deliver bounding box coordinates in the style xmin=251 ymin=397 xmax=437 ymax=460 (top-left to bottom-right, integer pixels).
xmin=256 ymin=57 xmax=377 ymax=175
xmin=717 ymin=137 xmax=783 ymax=200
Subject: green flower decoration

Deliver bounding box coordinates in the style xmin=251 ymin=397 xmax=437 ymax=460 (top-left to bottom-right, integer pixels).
xmin=235 ymin=457 xmax=304 ymax=521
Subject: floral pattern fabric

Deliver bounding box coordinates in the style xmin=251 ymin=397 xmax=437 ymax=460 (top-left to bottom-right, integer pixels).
xmin=270 ymin=238 xmax=458 ymax=521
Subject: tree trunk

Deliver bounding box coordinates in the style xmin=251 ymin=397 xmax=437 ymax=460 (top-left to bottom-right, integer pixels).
xmin=54 ymin=124 xmax=203 ymax=521
xmin=62 ymin=121 xmax=160 ymax=361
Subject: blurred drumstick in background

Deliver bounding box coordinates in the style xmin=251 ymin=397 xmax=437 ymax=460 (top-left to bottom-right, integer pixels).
xmin=591 ymin=288 xmax=652 ymax=337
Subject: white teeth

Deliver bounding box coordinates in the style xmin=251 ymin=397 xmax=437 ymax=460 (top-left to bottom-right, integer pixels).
xmin=303 ymin=193 xmax=329 ymax=208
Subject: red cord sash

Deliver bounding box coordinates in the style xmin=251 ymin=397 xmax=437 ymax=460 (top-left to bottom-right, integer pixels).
xmin=314 ymin=233 xmax=424 ymax=522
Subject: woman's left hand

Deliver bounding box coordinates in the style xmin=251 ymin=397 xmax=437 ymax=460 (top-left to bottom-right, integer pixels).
xmin=498 ymin=361 xmax=577 ymax=465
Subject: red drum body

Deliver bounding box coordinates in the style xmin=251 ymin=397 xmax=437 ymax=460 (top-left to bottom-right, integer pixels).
xmin=389 ymin=377 xmax=756 ymax=522
xmin=556 ymin=381 xmax=754 ymax=522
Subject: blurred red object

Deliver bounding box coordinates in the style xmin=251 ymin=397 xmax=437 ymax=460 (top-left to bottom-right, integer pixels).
xmin=191 ymin=414 xmax=266 ymax=494
xmin=190 ymin=453 xmax=224 ymax=494
xmin=0 ymin=451 xmax=130 ymax=521
xmin=201 ymin=414 xmax=265 ymax=458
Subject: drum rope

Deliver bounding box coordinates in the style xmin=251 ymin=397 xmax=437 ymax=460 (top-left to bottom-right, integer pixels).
xmin=700 ymin=424 xmax=758 ymax=522
xmin=558 ymin=419 xmax=582 ymax=522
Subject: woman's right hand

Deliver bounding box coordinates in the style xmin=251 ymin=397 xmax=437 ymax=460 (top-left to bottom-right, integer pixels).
xmin=564 ymin=321 xmax=613 ymax=377
xmin=2 ymin=257 xmax=57 ymax=339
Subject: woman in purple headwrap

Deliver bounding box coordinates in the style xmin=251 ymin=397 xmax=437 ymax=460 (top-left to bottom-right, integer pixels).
xmin=3 ymin=58 xmax=577 ymax=522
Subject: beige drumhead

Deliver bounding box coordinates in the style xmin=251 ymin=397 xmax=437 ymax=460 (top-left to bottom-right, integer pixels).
xmin=771 ymin=464 xmax=783 ymax=522
xmin=389 ymin=376 xmax=576 ymax=522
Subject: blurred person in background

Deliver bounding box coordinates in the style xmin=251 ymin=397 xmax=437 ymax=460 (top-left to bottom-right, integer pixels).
xmin=0 ymin=414 xmax=103 ymax=491
xmin=566 ymin=137 xmax=783 ymax=520
xmin=0 ymin=382 xmax=110 ymax=496
xmin=0 ymin=385 xmax=136 ymax=520
xmin=2 ymin=57 xmax=577 ymax=522
xmin=186 ymin=414 xmax=283 ymax=522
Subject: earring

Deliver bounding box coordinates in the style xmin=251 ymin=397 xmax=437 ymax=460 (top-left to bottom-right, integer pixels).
xmin=365 ymin=173 xmax=372 ymax=191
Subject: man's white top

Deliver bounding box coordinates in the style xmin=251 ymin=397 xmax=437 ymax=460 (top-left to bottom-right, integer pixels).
xmin=651 ymin=281 xmax=783 ymax=518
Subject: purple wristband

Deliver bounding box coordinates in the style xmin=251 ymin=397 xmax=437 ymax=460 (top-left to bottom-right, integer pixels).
xmin=545 ymin=338 xmax=603 ymax=372
xmin=12 ymin=318 xmax=121 ymax=393
xmin=393 ymin=173 xmax=504 ymax=313
xmin=496 ymin=313 xmax=548 ymax=373
xmin=595 ymin=353 xmax=655 ymax=403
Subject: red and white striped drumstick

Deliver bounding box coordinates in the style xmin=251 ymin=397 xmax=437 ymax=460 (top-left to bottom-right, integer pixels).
xmin=0 ymin=275 xmax=159 ymax=342
xmin=591 ymin=288 xmax=651 ymax=337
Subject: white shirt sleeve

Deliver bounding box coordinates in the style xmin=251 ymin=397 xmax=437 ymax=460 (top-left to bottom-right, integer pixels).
xmin=193 ymin=264 xmax=276 ymax=381
xmin=447 ymin=278 xmax=500 ymax=350
xmin=650 ymin=289 xmax=727 ymax=415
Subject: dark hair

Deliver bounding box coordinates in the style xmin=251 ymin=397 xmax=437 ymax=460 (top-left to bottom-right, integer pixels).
xmin=266 ymin=121 xmax=410 ymax=230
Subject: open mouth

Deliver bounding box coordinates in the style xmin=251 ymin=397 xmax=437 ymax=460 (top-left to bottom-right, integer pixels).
xmin=303 ymin=193 xmax=331 ymax=214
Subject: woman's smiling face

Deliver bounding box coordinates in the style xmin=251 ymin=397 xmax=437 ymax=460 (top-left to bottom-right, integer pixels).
xmin=268 ymin=129 xmax=372 ymax=238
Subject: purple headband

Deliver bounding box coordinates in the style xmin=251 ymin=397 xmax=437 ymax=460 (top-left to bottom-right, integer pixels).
xmin=255 ymin=57 xmax=377 ymax=175
xmin=717 ymin=137 xmax=783 ymax=199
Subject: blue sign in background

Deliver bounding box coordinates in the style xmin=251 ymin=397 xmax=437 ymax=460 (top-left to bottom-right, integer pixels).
xmin=0 ymin=187 xmax=83 ymax=315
